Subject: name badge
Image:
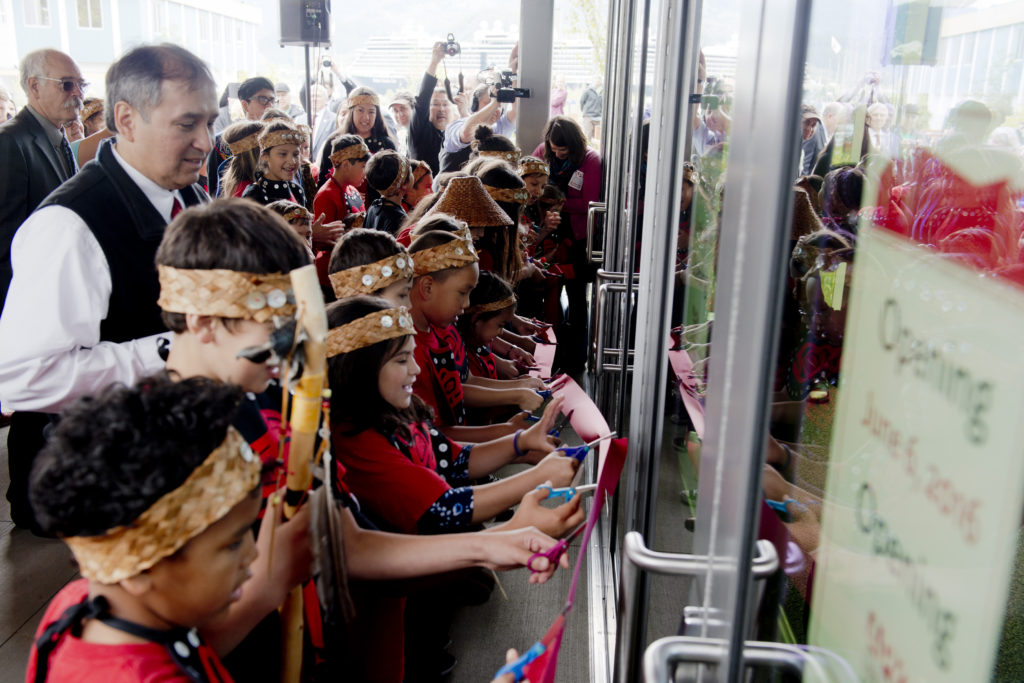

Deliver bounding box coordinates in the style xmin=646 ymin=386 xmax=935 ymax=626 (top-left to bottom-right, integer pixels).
xmin=568 ymin=170 xmax=584 ymax=191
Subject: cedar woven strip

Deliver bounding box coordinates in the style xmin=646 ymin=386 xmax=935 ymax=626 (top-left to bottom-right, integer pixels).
xmin=329 ymin=252 xmax=414 ymax=299
xmin=65 ymin=428 xmax=259 ymax=583
xmin=157 ymin=265 xmax=296 ymax=323
xmin=325 ymin=306 xmax=415 ymax=357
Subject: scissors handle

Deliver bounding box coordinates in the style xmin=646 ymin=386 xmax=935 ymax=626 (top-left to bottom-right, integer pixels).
xmin=495 ymin=642 xmax=546 ymax=681
xmin=557 ymin=444 xmax=589 ymax=462
xmin=523 ymin=414 xmax=541 ymax=423
xmin=536 ymin=389 xmax=553 ymax=399
xmin=535 ymin=484 xmax=577 ymax=502
xmin=527 ymin=538 xmax=569 ymax=574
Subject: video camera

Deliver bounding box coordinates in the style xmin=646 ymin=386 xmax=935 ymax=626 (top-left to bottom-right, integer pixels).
xmin=482 ymin=68 xmax=531 ymax=104
xmin=444 ymin=33 xmax=461 ymax=57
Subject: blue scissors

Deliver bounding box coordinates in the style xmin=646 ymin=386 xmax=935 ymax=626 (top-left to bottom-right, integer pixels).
xmin=495 ymin=642 xmax=546 ymax=681
xmin=556 ymin=432 xmax=617 ymax=462
xmin=535 ymin=388 xmax=553 ymax=399
xmin=535 ymin=483 xmax=597 ymax=503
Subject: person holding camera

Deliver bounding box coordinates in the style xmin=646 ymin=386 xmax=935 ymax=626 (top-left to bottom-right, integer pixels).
xmin=439 ymin=44 xmax=519 ymax=174
xmin=408 ymin=41 xmax=458 ymax=176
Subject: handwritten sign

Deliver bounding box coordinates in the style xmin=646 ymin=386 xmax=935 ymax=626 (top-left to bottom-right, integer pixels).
xmin=808 ymin=226 xmax=1024 ymax=681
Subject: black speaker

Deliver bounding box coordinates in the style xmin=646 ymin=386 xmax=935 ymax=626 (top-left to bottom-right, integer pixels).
xmin=280 ymin=0 xmax=331 ymax=47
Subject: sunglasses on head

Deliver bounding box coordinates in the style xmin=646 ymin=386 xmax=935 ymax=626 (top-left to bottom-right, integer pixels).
xmin=39 ymin=77 xmax=88 ymax=93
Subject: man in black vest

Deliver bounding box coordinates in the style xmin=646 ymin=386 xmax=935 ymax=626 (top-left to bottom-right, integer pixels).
xmin=0 ymin=48 xmax=84 ymax=311
xmin=0 ymin=43 xmax=215 ymax=531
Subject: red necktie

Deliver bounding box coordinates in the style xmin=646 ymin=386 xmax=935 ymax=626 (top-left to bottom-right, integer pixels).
xmin=171 ymin=198 xmax=183 ymax=219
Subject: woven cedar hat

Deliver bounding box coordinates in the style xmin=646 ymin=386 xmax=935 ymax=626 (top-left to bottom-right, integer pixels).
xmin=424 ymin=176 xmax=512 ymax=227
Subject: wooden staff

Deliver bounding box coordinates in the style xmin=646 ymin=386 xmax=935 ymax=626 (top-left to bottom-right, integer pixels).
xmin=280 ymin=264 xmax=328 ymax=683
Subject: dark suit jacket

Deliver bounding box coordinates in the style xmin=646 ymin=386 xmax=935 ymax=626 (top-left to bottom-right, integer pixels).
xmin=0 ymin=107 xmax=73 ymax=310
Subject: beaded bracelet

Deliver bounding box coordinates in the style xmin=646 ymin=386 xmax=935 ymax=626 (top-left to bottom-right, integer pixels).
xmin=513 ymin=429 xmax=526 ymax=458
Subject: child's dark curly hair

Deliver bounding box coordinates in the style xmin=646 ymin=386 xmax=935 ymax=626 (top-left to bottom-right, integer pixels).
xmin=326 ymin=296 xmax=431 ymax=440
xmin=329 ymin=228 xmax=405 ymax=277
xmin=29 ymin=374 xmax=244 ymax=537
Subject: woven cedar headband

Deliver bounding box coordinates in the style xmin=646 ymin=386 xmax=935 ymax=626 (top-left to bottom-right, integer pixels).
xmin=466 ymin=295 xmax=516 ymax=314
xmin=383 ymin=155 xmax=410 ymax=197
xmin=478 ymin=148 xmax=521 ymax=164
xmin=81 ymin=100 xmax=103 ymax=121
xmin=329 ymin=252 xmax=415 ymax=299
xmin=64 ymin=428 xmax=260 ymax=583
xmin=348 ymin=93 xmax=379 ymax=108
xmin=326 ymin=306 xmax=415 ymax=357
xmin=518 ymin=160 xmax=549 ymax=177
xmin=484 ymin=185 xmax=530 ymax=205
xmin=283 ymin=206 xmax=311 ymax=223
xmin=228 ymin=132 xmax=261 ymax=156
xmin=260 ymin=129 xmax=304 ymax=151
xmin=413 ymin=232 xmax=478 ymax=276
xmin=157 ymin=265 xmax=297 ymax=323
xmin=330 ymin=140 xmax=371 ymax=166
xmin=412 ymin=162 xmax=430 ymax=184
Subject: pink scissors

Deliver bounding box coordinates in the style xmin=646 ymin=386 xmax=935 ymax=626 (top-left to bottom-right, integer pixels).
xmin=527 ymin=521 xmax=587 ymax=574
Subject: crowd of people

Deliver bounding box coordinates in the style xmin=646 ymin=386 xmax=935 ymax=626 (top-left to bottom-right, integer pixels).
xmin=0 ymin=40 xmax=605 ymax=683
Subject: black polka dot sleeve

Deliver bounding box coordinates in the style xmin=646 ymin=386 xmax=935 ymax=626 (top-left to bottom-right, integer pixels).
xmin=418 ymin=487 xmax=475 ymax=533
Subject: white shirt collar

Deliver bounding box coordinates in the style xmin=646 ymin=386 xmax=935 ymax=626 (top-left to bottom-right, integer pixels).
xmin=110 ymin=143 xmax=183 ymax=222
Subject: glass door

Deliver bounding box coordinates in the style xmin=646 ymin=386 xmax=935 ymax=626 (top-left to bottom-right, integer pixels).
xmin=616 ymin=0 xmax=1024 ymax=680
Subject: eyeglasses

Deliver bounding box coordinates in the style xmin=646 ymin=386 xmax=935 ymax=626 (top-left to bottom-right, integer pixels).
xmin=38 ymin=77 xmax=89 ymax=93
xmin=252 ymin=95 xmax=278 ymax=106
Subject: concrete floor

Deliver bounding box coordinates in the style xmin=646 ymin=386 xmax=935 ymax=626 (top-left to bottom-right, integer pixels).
xmin=0 ymin=425 xmax=79 ymax=683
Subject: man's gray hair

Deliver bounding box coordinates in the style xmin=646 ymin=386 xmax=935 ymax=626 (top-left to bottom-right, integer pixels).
xmin=104 ymin=43 xmax=214 ymax=133
xmin=19 ymin=49 xmax=58 ymax=94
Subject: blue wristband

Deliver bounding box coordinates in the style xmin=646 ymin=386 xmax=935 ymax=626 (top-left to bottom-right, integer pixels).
xmin=513 ymin=429 xmax=526 ymax=458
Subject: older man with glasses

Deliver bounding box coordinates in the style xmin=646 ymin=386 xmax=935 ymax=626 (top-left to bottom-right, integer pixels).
xmin=0 ymin=43 xmax=216 ymax=533
xmin=0 ymin=48 xmax=85 ymax=311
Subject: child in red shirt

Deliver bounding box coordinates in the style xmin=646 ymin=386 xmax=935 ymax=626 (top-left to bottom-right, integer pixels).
xmin=26 ymin=375 xmax=261 ymax=683
xmin=326 ymin=295 xmax=582 ymax=535
xmin=409 ymin=226 xmax=549 ymax=442
xmin=312 ymin=134 xmax=368 ymax=225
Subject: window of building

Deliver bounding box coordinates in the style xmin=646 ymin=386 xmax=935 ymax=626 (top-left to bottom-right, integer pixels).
xmin=24 ymin=0 xmax=50 ymax=26
xmin=77 ymin=0 xmax=102 ymax=28
xmin=151 ymin=0 xmax=167 ymax=36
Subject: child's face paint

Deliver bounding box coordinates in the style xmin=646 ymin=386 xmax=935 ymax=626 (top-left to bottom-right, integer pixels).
xmin=212 ymin=319 xmax=278 ymax=393
xmin=378 ymin=336 xmax=419 ymax=410
xmin=377 ymin=277 xmax=412 ymax=308
xmin=136 ymin=490 xmax=259 ymax=629
xmin=471 ymin=306 xmax=514 ymax=346
xmin=422 ymin=264 xmax=478 ymax=327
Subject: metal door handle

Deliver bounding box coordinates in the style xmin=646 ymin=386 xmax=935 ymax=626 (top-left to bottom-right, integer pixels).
xmin=643 ymin=636 xmax=858 ymax=682
xmin=616 ymin=533 xmax=779 ymax=683
xmin=587 ymin=201 xmax=607 ymax=264
xmin=590 ymin=269 xmax=641 ymax=374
